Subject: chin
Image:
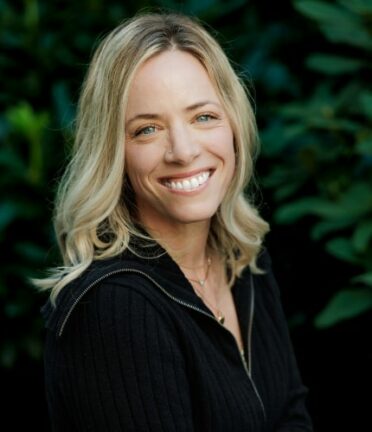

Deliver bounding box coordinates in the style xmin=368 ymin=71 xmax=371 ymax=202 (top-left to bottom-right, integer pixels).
xmin=166 ymin=206 xmax=218 ymax=225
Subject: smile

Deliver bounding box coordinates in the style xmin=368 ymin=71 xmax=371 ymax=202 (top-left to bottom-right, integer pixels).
xmin=161 ymin=170 xmax=212 ymax=191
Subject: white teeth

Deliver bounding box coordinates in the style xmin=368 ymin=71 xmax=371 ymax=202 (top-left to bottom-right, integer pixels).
xmin=163 ymin=170 xmax=210 ymax=191
xmin=190 ymin=178 xmax=199 ymax=188
xmin=183 ymin=179 xmax=191 ymax=190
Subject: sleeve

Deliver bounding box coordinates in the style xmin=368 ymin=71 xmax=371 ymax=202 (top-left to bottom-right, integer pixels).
xmin=45 ymin=279 xmax=195 ymax=432
xmin=260 ymin=248 xmax=314 ymax=432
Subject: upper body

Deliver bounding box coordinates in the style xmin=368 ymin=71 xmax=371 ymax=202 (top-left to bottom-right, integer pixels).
xmin=36 ymin=12 xmax=313 ymax=432
xmin=41 ymin=240 xmax=313 ymax=432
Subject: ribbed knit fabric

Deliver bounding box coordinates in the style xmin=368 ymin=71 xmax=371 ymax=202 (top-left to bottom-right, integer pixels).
xmin=41 ymin=244 xmax=313 ymax=431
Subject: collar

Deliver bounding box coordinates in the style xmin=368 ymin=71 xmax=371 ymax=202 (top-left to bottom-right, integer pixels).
xmin=41 ymin=234 xmax=266 ymax=338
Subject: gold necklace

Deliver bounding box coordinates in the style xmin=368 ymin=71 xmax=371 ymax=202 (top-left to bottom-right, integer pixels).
xmin=182 ymin=257 xmax=225 ymax=325
xmin=184 ymin=257 xmax=211 ymax=287
xmin=192 ymin=284 xmax=226 ymax=325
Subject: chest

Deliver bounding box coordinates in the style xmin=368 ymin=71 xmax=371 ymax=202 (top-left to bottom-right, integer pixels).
xmin=177 ymin=311 xmax=267 ymax=432
xmin=158 ymin=275 xmax=290 ymax=431
xmin=218 ymin=291 xmax=245 ymax=352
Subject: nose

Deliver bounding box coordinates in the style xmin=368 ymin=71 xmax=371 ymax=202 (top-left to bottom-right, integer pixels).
xmin=164 ymin=123 xmax=201 ymax=164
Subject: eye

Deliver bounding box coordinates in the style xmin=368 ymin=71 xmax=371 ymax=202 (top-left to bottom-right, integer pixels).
xmin=134 ymin=125 xmax=157 ymax=137
xmin=196 ymin=113 xmax=217 ymax=123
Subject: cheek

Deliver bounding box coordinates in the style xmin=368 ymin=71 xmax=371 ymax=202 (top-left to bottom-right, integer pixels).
xmin=213 ymin=128 xmax=235 ymax=167
xmin=126 ymin=145 xmax=149 ymax=174
xmin=226 ymin=153 xmax=236 ymax=187
xmin=125 ymin=153 xmax=145 ymax=192
xmin=125 ymin=146 xmax=160 ymax=193
xmin=216 ymin=130 xmax=236 ymax=187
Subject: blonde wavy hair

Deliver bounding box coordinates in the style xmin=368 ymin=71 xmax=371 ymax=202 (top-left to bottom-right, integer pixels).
xmin=36 ymin=12 xmax=270 ymax=305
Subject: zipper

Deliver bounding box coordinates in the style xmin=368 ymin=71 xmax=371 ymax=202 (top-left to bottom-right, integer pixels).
xmin=245 ymin=274 xmax=267 ymax=421
xmin=58 ymin=267 xmax=266 ymax=420
xmin=58 ymin=268 xmax=216 ymax=337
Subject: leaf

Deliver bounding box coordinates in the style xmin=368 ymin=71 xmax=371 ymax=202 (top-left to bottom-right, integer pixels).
xmin=0 ymin=202 xmax=19 ymax=231
xmin=0 ymin=148 xmax=25 ymax=173
xmin=306 ymin=54 xmax=363 ymax=74
xmin=295 ymin=1 xmax=372 ymax=49
xmin=339 ymin=0 xmax=372 ymax=14
xmin=274 ymin=184 xmax=372 ymax=224
xmin=0 ymin=342 xmax=17 ymax=368
xmin=262 ymin=62 xmax=294 ymax=93
xmin=280 ymin=103 xmax=309 ymax=119
xmin=14 ymin=242 xmax=48 ymax=263
xmin=314 ymin=288 xmax=372 ymax=328
xmin=308 ymin=117 xmax=360 ymax=132
xmin=356 ymin=138 xmax=372 ymax=155
xmin=274 ymin=180 xmax=305 ymax=201
xmin=320 ymin=23 xmax=372 ymax=49
xmin=274 ymin=197 xmax=319 ymax=223
xmin=278 ymin=83 xmax=359 ymax=123
xmin=294 ymin=1 xmax=354 ymax=24
xmin=352 ymin=220 xmax=372 ymax=252
xmin=24 ymin=0 xmax=39 ymax=30
xmin=332 ymin=81 xmax=362 ymax=111
xmin=325 ymin=237 xmax=360 ymax=263
xmin=260 ymin=165 xmax=295 ymax=188
xmin=311 ymin=218 xmax=356 ymax=241
xmin=0 ymin=200 xmax=40 ymax=231
xmin=5 ymin=102 xmax=48 ymax=141
xmin=182 ymin=0 xmax=246 ymax=16
xmin=24 ymin=336 xmax=43 ymax=360
xmin=173 ymin=0 xmax=215 ymax=14
xmin=274 ymin=197 xmax=322 ymax=223
xmin=351 ymin=272 xmax=372 ymax=286
xmin=5 ymin=102 xmax=49 ymax=184
xmin=52 ymin=81 xmax=75 ymax=130
xmin=359 ymin=92 xmax=372 ymax=118
xmin=207 ymin=0 xmax=247 ymax=17
xmin=260 ymin=123 xmax=290 ymax=157
xmin=338 ymin=183 xmax=372 ymax=217
xmin=4 ymin=302 xmax=28 ymax=318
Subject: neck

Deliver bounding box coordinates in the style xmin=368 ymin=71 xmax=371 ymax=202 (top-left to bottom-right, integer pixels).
xmin=140 ymin=218 xmax=211 ymax=269
xmin=139 ymin=216 xmax=228 ymax=304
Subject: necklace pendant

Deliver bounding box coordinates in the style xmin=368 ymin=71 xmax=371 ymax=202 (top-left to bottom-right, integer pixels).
xmin=218 ymin=315 xmax=225 ymax=325
xmin=199 ymin=279 xmax=205 ymax=286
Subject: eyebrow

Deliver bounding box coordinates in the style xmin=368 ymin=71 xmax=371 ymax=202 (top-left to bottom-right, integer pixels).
xmin=125 ymin=100 xmax=221 ymax=126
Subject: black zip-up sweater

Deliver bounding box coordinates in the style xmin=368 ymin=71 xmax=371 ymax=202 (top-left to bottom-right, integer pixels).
xmin=41 ymin=242 xmax=313 ymax=431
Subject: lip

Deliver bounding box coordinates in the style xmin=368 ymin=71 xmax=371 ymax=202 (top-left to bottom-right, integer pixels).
xmin=159 ymin=171 xmax=213 ymax=195
xmin=158 ymin=167 xmax=215 ymax=182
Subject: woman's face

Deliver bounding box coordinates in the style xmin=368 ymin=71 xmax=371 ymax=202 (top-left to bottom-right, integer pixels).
xmin=124 ymin=50 xmax=235 ymax=230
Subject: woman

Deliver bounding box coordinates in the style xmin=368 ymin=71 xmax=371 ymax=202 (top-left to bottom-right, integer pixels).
xmin=39 ymin=12 xmax=313 ymax=431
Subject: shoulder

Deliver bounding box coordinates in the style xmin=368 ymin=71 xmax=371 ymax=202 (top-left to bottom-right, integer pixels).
xmin=249 ymin=249 xmax=295 ymax=350
xmin=66 ymin=276 xmax=173 ymax=337
xmin=256 ymin=245 xmax=273 ymax=270
xmin=40 ymin=256 xmax=165 ymax=338
xmin=253 ymin=246 xmax=282 ymax=304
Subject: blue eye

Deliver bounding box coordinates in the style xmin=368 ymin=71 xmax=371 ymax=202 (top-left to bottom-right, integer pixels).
xmin=135 ymin=125 xmax=156 ymax=136
xmin=196 ymin=114 xmax=215 ymax=122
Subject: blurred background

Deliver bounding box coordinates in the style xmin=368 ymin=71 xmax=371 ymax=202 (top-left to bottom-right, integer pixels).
xmin=1 ymin=0 xmax=371 ymax=430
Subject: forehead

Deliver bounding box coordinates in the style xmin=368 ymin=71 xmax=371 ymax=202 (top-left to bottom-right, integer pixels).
xmin=126 ymin=50 xmax=220 ymax=113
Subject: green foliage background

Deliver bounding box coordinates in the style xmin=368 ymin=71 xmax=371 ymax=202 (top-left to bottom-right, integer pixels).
xmin=1 ymin=0 xmax=371 ymax=428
